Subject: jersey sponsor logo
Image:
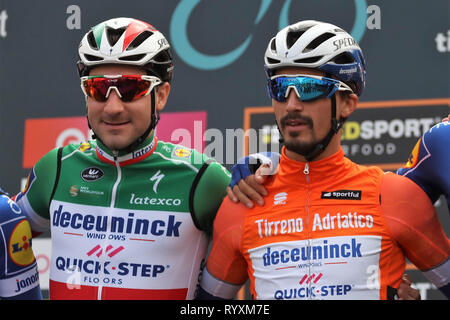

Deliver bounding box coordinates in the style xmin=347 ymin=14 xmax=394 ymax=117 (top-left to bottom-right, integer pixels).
xmin=14 ymin=270 xmax=40 ymax=294
xmin=81 ymin=167 xmax=104 ymax=182
xmin=274 ymin=192 xmax=287 ymax=205
xmin=132 ymin=140 xmax=156 ymax=159
xmin=129 ymin=193 xmax=182 ymax=206
xmin=274 ymin=273 xmax=354 ymax=299
xmin=8 ymin=220 xmax=35 ymax=266
xmin=52 ymin=205 xmax=182 ymax=237
xmin=262 ymin=238 xmax=362 ymax=267
xmin=255 ymin=212 xmax=373 ymax=239
xmin=172 ymin=146 xmax=191 ymax=158
xmin=69 ymin=185 xmax=105 ymax=197
xmin=55 ymin=245 xmax=167 ymax=286
xmin=255 ymin=217 xmax=303 ymax=239
xmin=250 ymin=236 xmax=382 ymax=299
xmin=149 ymin=170 xmax=164 ymax=194
xmin=79 ymin=142 xmax=92 ymax=152
xmin=69 ymin=185 xmax=79 ymax=197
xmin=274 ymin=284 xmax=353 ymax=299
xmin=312 ymin=212 xmax=374 ymax=231
xmin=87 ymin=244 xmax=124 ymax=258
xmin=321 ymin=190 xmax=362 ymax=200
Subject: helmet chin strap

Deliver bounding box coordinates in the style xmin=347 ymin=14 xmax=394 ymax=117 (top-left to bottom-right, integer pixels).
xmin=303 ymin=94 xmax=345 ymax=161
xmin=87 ymin=89 xmax=158 ymax=154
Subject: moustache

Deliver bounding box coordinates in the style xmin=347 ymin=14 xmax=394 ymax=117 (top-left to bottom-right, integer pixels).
xmin=280 ymin=113 xmax=313 ymax=129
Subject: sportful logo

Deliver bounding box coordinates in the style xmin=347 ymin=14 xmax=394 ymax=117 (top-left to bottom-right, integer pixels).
xmin=274 ymin=192 xmax=288 ymax=205
xmin=170 ymin=0 xmax=368 ymax=70
xmin=321 ymin=190 xmax=362 ymax=200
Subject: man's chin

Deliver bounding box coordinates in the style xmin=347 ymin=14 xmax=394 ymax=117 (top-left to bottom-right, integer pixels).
xmin=96 ymin=135 xmax=131 ymax=151
xmin=284 ymin=139 xmax=317 ymax=157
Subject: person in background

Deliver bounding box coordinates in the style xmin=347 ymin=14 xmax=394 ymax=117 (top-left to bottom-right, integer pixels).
xmin=0 ymin=187 xmax=41 ymax=299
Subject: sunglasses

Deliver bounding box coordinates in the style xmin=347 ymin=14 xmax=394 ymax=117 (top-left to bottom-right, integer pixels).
xmin=80 ymin=75 xmax=162 ymax=102
xmin=267 ymin=74 xmax=354 ymax=102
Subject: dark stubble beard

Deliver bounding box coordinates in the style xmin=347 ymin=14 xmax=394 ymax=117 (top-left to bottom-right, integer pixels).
xmin=279 ymin=113 xmax=318 ymax=157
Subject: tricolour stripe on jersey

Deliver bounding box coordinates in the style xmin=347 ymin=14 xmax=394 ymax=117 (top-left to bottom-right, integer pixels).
xmin=50 ymin=280 xmax=188 ymax=300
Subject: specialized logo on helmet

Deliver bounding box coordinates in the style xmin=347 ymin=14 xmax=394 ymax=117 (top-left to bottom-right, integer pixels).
xmin=9 ymin=220 xmax=35 ymax=266
xmin=333 ymin=37 xmax=358 ymax=51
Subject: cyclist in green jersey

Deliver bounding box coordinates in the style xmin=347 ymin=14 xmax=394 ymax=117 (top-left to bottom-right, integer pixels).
xmin=14 ymin=17 xmax=230 ymax=300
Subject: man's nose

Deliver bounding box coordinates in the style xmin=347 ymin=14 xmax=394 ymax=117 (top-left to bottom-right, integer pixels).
xmin=285 ymin=87 xmax=305 ymax=112
xmin=103 ymin=88 xmax=124 ymax=114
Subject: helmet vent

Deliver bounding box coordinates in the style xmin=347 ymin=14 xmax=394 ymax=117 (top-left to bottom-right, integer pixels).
xmin=303 ymin=32 xmax=335 ymax=53
xmin=106 ymin=27 xmax=126 ymax=47
xmin=87 ymin=31 xmax=98 ymax=50
xmin=294 ymin=56 xmax=323 ymax=64
xmin=331 ymin=52 xmax=355 ymax=64
xmin=286 ymin=31 xmax=306 ymax=49
xmin=267 ymin=57 xmax=281 ymax=64
xmin=118 ymin=54 xmax=146 ymax=62
xmin=152 ymin=50 xmax=172 ymax=63
xmin=270 ymin=38 xmax=277 ymax=52
xmin=84 ymin=54 xmax=104 ymax=62
xmin=127 ymin=30 xmax=154 ymax=50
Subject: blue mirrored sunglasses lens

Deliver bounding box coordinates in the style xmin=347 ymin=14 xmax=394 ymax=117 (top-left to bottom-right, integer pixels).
xmin=268 ymin=77 xmax=335 ymax=102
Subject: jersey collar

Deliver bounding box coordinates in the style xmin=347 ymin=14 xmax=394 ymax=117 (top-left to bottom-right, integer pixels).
xmin=279 ymin=146 xmax=346 ymax=178
xmin=96 ymin=134 xmax=158 ymax=167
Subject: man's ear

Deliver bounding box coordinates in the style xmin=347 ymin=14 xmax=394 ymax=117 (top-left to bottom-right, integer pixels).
xmin=340 ymin=93 xmax=358 ymax=119
xmin=155 ymin=82 xmax=171 ymax=113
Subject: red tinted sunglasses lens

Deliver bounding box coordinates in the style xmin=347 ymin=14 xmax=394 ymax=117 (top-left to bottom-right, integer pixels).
xmin=117 ymin=77 xmax=150 ymax=102
xmin=83 ymin=76 xmax=151 ymax=102
xmin=83 ymin=78 xmax=108 ymax=102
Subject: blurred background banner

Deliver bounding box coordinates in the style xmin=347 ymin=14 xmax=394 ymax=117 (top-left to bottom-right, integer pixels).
xmin=0 ymin=0 xmax=448 ymax=299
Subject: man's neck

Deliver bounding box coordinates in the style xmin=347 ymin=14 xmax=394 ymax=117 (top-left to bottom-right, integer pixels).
xmin=284 ymin=134 xmax=341 ymax=162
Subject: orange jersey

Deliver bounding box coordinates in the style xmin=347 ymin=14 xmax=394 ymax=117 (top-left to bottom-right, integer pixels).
xmin=202 ymin=147 xmax=450 ymax=300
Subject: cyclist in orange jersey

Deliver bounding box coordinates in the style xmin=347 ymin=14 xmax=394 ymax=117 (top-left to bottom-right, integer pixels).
xmin=197 ymin=20 xmax=450 ymax=300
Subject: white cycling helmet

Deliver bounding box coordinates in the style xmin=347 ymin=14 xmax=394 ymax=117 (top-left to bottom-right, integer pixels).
xmin=264 ymin=20 xmax=366 ymax=96
xmin=77 ymin=18 xmax=174 ymax=152
xmin=77 ymin=17 xmax=173 ymax=83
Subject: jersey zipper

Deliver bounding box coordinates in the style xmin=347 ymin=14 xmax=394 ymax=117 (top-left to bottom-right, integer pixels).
xmin=98 ymin=151 xmax=122 ymax=300
xmin=303 ymin=162 xmax=313 ymax=299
